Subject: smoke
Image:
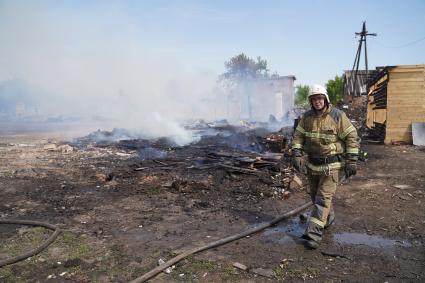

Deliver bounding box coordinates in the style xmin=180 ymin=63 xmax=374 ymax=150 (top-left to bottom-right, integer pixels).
xmin=0 ymin=1 xmax=221 ymax=144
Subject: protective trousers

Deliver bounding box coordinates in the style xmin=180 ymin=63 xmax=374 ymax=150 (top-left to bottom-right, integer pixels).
xmin=304 ymin=170 xmax=338 ymax=242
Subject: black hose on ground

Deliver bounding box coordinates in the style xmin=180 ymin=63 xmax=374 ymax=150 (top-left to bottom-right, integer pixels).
xmin=130 ymin=201 xmax=312 ymax=283
xmin=0 ymin=219 xmax=61 ymax=267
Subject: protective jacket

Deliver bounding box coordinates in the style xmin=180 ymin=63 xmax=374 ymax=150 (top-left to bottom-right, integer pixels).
xmin=292 ymin=105 xmax=359 ymax=174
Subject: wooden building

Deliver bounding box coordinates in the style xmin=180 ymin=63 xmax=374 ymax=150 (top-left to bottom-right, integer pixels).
xmin=366 ymin=64 xmax=425 ymax=144
xmin=343 ymin=69 xmax=378 ymax=104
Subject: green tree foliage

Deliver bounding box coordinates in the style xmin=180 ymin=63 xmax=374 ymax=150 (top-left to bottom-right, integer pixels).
xmin=325 ymin=75 xmax=344 ymax=104
xmin=219 ymin=53 xmax=272 ymax=86
xmin=295 ymin=84 xmax=310 ymax=106
xmin=222 ymin=53 xmax=270 ymax=80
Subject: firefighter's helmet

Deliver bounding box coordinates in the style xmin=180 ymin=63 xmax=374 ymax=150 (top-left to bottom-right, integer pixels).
xmin=308 ymin=84 xmax=329 ymax=103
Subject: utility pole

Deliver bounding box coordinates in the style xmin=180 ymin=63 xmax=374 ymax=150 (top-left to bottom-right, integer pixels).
xmin=350 ymin=21 xmax=377 ymax=97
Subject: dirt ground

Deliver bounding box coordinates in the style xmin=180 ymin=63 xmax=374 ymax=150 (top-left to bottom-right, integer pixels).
xmin=1 ymin=127 xmax=424 ymax=282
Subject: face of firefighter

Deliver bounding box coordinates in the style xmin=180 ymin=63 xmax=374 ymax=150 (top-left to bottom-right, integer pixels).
xmin=310 ymin=95 xmax=326 ymax=111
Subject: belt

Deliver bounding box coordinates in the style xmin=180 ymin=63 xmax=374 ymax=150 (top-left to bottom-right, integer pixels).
xmin=309 ymin=155 xmax=341 ymax=165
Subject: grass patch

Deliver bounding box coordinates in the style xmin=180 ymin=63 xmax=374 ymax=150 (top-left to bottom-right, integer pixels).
xmin=171 ymin=256 xmax=216 ymax=282
xmin=0 ymin=228 xmax=96 ymax=281
xmin=219 ymin=264 xmax=240 ymax=281
xmin=0 ymin=227 xmax=49 ymax=257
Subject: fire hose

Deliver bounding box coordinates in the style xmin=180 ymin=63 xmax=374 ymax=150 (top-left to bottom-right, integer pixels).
xmin=130 ymin=201 xmax=312 ymax=283
xmin=0 ymin=219 xmax=61 ymax=267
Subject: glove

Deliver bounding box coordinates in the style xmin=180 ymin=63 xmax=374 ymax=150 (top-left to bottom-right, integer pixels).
xmin=291 ymin=149 xmax=303 ymax=172
xmin=345 ymin=161 xmax=357 ymax=177
xmin=292 ymin=156 xmax=303 ymax=172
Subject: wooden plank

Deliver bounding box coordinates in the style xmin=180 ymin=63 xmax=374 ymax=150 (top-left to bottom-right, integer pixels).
xmin=388 ymin=107 xmax=425 ymax=111
xmin=386 ymin=113 xmax=425 ymax=121
xmin=388 ymin=106 xmax=425 ymax=111
xmin=386 ymin=129 xmax=411 ymax=136
xmin=388 ymin=102 xmax=425 ymax=107
xmin=384 ymin=136 xmax=412 ymax=145
xmin=390 ymin=78 xmax=424 ymax=83
xmin=391 ymin=65 xmax=425 ymax=71
xmin=388 ymin=92 xmax=425 ymax=97
xmin=386 ymin=128 xmax=411 ymax=133
xmin=388 ymin=85 xmax=424 ymax=92
xmin=390 ymin=69 xmax=424 ymax=74
xmin=387 ymin=89 xmax=425 ymax=95
xmin=388 ymin=99 xmax=425 ymax=104
xmin=389 ymin=92 xmax=425 ymax=97
xmin=390 ymin=77 xmax=423 ymax=83
xmin=387 ymin=108 xmax=425 ymax=114
xmin=387 ymin=112 xmax=425 ymax=118
xmin=390 ymin=67 xmax=425 ymax=71
xmin=387 ymin=118 xmax=424 ymax=124
xmin=385 ymin=129 xmax=412 ymax=139
xmin=386 ymin=122 xmax=422 ymax=128
xmin=390 ymin=72 xmax=424 ymax=79
xmin=386 ymin=130 xmax=412 ymax=137
xmin=387 ymin=118 xmax=417 ymax=124
xmin=388 ymin=100 xmax=425 ymax=105
xmin=388 ymin=81 xmax=425 ymax=89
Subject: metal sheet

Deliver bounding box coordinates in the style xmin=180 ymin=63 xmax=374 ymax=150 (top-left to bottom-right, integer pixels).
xmin=412 ymin=122 xmax=425 ymax=146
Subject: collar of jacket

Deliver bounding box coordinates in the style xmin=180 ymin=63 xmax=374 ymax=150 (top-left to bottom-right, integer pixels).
xmin=311 ymin=104 xmax=332 ymax=117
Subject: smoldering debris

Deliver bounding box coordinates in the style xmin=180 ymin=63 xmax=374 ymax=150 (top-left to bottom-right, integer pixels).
xmin=67 ymin=122 xmax=297 ymax=192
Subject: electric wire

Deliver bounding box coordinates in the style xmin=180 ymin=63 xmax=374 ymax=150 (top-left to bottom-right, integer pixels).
xmin=372 ymin=36 xmax=425 ymax=48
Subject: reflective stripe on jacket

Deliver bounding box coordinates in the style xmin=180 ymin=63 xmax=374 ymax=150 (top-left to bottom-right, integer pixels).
xmin=291 ymin=105 xmax=359 ymax=173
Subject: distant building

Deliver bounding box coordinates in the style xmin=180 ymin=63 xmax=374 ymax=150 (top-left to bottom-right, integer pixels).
xmin=343 ymin=69 xmax=379 ymax=103
xmin=227 ymin=76 xmax=296 ymax=122
xmin=0 ymin=79 xmax=38 ymax=118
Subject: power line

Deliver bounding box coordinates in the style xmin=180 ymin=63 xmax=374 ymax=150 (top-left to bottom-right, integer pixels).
xmin=372 ymin=36 xmax=425 ymax=48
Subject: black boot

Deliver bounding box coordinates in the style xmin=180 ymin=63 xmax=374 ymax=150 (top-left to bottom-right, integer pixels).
xmin=301 ymin=234 xmax=320 ymax=249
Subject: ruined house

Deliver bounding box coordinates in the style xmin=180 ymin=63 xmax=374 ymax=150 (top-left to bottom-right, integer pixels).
xmin=227 ymin=76 xmax=296 ymax=122
xmin=366 ymin=64 xmax=425 ymax=144
xmin=343 ymin=69 xmax=378 ymax=105
xmin=0 ymin=79 xmax=38 ymax=118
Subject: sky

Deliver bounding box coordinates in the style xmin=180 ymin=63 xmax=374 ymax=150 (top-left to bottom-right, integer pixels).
xmin=0 ymin=0 xmax=424 ymax=139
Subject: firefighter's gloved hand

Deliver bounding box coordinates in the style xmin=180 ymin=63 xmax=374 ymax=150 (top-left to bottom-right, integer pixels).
xmin=292 ymin=149 xmax=303 ymax=172
xmin=292 ymin=156 xmax=303 ymax=172
xmin=345 ymin=161 xmax=357 ymax=177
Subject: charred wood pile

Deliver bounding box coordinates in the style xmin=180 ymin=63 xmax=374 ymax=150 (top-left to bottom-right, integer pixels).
xmin=69 ymin=123 xmax=302 ymax=200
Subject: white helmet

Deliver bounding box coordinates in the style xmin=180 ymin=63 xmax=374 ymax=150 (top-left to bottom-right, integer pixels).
xmin=308 ymin=84 xmax=329 ymax=103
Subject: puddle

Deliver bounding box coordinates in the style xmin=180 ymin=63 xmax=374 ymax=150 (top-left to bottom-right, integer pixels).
xmin=261 ymin=219 xmax=305 ymax=245
xmin=333 ymin=232 xmax=413 ymax=248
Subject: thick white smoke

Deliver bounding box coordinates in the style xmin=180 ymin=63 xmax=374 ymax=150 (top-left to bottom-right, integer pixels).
xmin=0 ymin=1 xmax=221 ymax=144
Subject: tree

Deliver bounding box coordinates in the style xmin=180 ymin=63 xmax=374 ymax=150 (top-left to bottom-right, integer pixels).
xmin=220 ymin=53 xmax=271 ymax=86
xmin=326 ymin=75 xmax=344 ymax=104
xmin=295 ymin=84 xmax=310 ymax=106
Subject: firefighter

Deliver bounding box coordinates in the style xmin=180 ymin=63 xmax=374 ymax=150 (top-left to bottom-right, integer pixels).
xmin=291 ymin=84 xmax=359 ymax=249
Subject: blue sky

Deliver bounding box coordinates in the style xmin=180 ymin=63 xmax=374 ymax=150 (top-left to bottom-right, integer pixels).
xmin=1 ymin=0 xmax=424 ymax=85
xmin=61 ymin=0 xmax=425 ymax=84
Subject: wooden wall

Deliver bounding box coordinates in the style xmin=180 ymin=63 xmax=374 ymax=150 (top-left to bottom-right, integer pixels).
xmin=367 ymin=74 xmax=388 ymax=129
xmin=385 ymin=65 xmax=425 ymax=144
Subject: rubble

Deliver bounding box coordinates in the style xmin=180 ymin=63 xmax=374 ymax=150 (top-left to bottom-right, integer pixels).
xmin=289 ymin=175 xmax=304 ymax=190
xmin=250 ymin=267 xmax=275 ymax=278
xmin=232 ymin=262 xmax=248 ymax=271
xmin=43 ymin=143 xmax=57 ymax=151
xmin=2 ymin=121 xmax=425 ymax=282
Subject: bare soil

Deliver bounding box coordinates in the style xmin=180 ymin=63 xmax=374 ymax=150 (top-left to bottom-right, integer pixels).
xmin=1 ymin=127 xmax=424 ymax=282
